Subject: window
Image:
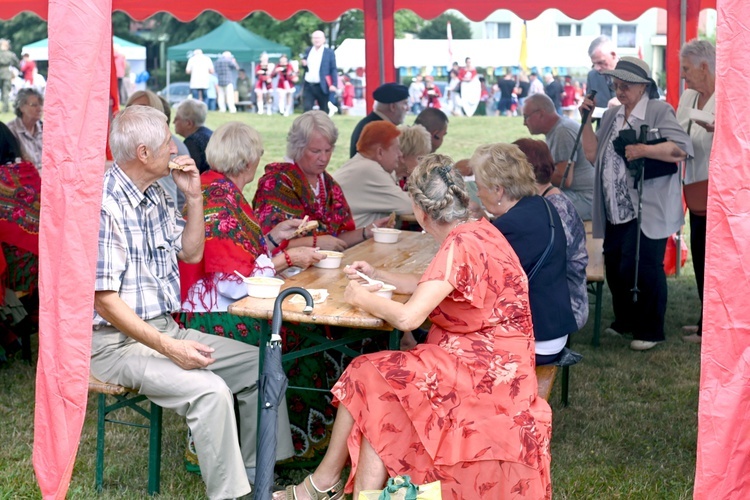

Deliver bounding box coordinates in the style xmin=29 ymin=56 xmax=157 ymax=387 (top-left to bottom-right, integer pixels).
xmin=559 ymin=23 xmax=583 ymax=37
xmin=600 ymin=24 xmax=613 ymax=38
xmin=485 ymin=22 xmax=511 ymax=39
xmin=617 ymin=25 xmax=637 ymax=48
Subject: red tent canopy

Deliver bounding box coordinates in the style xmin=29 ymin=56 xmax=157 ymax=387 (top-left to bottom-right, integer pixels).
xmin=0 ymin=1 xmax=732 ymax=499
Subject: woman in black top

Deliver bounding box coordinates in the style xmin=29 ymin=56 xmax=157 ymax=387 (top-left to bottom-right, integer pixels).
xmin=470 ymin=142 xmax=577 ymax=364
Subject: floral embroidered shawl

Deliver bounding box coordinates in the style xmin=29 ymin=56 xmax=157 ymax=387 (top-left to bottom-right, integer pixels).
xmin=179 ymin=171 xmax=271 ymax=306
xmin=252 ymin=162 xmax=355 ymax=236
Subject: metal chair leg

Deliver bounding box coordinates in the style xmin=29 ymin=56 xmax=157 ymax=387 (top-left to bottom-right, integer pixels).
xmin=147 ymin=402 xmax=163 ymax=495
xmin=95 ymin=393 xmax=106 ymax=493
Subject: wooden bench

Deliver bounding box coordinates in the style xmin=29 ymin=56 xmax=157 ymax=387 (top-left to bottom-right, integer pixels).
xmin=88 ymin=376 xmax=162 ymax=495
xmin=585 ymin=221 xmax=606 ymax=346
xmin=536 ymin=365 xmax=558 ymax=401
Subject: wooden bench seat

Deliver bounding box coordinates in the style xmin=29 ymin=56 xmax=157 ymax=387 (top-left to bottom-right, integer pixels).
xmin=536 ymin=364 xmax=558 ymax=401
xmin=88 ymin=376 xmax=162 ymax=495
xmin=584 ymin=221 xmax=606 ymax=346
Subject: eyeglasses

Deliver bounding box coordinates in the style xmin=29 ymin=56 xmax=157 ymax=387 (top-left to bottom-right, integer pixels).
xmin=610 ymin=82 xmax=633 ymax=92
xmin=522 ymin=109 xmax=540 ymax=121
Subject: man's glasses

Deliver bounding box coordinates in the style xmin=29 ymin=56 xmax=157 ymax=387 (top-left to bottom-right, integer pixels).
xmin=523 ymin=109 xmax=540 ymax=121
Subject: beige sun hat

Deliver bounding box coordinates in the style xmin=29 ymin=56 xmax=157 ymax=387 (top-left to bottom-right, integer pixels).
xmin=602 ymin=57 xmax=652 ymax=84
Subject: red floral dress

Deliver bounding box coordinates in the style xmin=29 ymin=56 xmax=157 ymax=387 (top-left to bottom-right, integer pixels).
xmin=331 ymin=219 xmax=552 ymax=499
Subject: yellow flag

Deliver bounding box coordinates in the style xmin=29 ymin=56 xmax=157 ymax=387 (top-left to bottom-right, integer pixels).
xmin=519 ymin=21 xmax=528 ymax=72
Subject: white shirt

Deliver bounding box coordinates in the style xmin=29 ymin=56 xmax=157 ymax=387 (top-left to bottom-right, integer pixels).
xmin=305 ymin=46 xmax=324 ymax=84
xmin=186 ymin=53 xmax=214 ymax=90
xmin=676 ymin=89 xmax=714 ymax=185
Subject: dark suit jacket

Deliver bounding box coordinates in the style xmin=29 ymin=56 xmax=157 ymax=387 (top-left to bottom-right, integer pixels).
xmin=349 ymin=112 xmax=383 ymax=158
xmin=303 ymin=46 xmax=338 ymax=94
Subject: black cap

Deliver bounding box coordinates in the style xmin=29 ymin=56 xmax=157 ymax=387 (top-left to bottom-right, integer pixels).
xmin=373 ymin=83 xmax=409 ymax=104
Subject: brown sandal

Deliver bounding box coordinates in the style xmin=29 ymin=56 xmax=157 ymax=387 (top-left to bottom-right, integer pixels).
xmin=282 ymin=474 xmax=344 ymax=500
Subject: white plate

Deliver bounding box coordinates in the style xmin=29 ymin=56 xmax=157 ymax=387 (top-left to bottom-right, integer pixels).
xmin=689 ymin=108 xmax=714 ymax=124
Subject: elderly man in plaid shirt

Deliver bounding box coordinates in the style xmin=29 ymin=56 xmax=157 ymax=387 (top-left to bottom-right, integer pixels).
xmin=215 ymin=51 xmax=240 ymax=113
xmin=90 ymin=106 xmax=292 ymax=500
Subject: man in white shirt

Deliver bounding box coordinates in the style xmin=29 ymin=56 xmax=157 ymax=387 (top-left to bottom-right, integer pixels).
xmin=301 ymin=31 xmax=338 ymax=112
xmin=186 ymin=49 xmax=215 ymax=103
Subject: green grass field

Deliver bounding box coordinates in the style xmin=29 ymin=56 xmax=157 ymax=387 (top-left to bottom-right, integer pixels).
xmin=0 ymin=111 xmax=702 ymax=499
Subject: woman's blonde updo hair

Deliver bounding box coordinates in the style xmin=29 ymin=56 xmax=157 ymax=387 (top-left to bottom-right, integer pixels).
xmin=470 ymin=143 xmax=537 ymax=201
xmin=408 ymin=153 xmax=470 ymax=224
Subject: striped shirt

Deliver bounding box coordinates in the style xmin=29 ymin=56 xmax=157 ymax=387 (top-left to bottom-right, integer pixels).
xmin=93 ymin=164 xmax=185 ymax=327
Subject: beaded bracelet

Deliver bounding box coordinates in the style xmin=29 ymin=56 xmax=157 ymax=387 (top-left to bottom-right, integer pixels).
xmin=266 ymin=232 xmax=280 ymax=248
xmin=282 ymin=250 xmax=293 ymax=268
xmin=362 ymin=227 xmax=368 ymax=240
xmin=312 ymin=233 xmax=317 ymax=248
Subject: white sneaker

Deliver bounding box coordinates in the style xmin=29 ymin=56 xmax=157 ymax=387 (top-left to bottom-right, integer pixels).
xmin=630 ymin=340 xmax=661 ymax=351
xmin=328 ymin=102 xmax=338 ymax=117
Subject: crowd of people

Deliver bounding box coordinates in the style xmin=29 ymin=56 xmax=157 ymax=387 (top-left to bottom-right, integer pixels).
xmin=0 ymin=28 xmax=716 ymax=499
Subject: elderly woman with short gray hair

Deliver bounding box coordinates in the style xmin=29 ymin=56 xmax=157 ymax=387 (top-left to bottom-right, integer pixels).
xmin=676 ymin=39 xmax=716 ymax=343
xmin=253 ymin=110 xmax=389 ymax=251
xmin=7 ymin=88 xmax=43 ymax=172
xmin=174 ymin=98 xmax=212 ymax=173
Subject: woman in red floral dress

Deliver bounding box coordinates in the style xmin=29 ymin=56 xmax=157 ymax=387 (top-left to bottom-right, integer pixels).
xmin=276 ymin=154 xmax=552 ymax=500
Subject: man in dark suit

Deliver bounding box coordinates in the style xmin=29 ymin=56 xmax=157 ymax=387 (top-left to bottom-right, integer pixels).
xmin=349 ymin=82 xmax=409 ymax=157
xmin=301 ymin=30 xmax=338 ymax=112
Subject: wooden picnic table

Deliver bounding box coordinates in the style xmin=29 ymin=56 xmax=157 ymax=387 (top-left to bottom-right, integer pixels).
xmin=584 ymin=220 xmax=606 ymax=346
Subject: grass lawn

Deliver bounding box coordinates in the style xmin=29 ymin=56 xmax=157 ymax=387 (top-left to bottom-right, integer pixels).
xmin=0 ymin=111 xmax=703 ymax=498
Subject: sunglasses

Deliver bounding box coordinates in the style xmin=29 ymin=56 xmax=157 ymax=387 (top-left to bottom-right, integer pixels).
xmin=610 ymin=82 xmax=635 ymax=92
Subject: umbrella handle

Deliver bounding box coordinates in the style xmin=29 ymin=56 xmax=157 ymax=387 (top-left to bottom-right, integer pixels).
xmin=271 ymin=287 xmax=314 ymax=340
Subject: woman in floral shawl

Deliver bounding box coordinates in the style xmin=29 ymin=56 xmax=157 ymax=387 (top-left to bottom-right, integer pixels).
xmin=178 ymin=122 xmax=345 ymax=470
xmin=276 ymin=155 xmax=551 ymax=500
xmin=0 ymin=122 xmax=38 ymax=363
xmin=253 ymin=111 xmax=392 ymax=252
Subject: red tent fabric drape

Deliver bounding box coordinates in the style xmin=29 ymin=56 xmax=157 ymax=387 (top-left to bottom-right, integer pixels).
xmin=31 ymin=0 xmax=112 ymax=497
xmin=695 ymin=0 xmax=750 ymax=497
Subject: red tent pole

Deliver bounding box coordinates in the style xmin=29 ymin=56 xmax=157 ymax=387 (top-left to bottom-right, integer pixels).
xmin=363 ymin=0 xmax=395 ymax=112
xmin=685 ymin=0 xmax=701 ymax=41
xmin=666 ymin=0 xmax=681 ymax=109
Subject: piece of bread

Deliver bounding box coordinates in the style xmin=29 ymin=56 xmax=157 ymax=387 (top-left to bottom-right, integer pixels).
xmin=387 ymin=211 xmax=396 ymax=227
xmin=168 ymin=161 xmax=185 ymax=170
xmin=293 ymin=219 xmax=319 ymax=237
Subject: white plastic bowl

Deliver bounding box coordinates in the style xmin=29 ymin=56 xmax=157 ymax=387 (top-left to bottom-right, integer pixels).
xmin=245 ymin=277 xmax=284 ymax=299
xmin=374 ymin=284 xmax=396 ymax=299
xmin=313 ymin=250 xmax=344 ymax=269
xmin=371 ymin=227 xmax=401 ymax=244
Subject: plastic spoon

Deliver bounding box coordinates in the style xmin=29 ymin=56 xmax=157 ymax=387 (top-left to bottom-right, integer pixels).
xmin=234 ymin=270 xmax=250 ymax=281
xmin=354 ymin=269 xmax=385 ymax=287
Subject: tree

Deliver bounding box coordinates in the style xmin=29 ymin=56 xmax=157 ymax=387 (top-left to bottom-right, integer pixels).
xmin=0 ymin=13 xmax=48 ymax=57
xmin=418 ymin=13 xmax=472 ymax=40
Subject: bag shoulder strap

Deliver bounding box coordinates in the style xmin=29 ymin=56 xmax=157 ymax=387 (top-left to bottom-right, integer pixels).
xmin=527 ymin=197 xmax=556 ymax=283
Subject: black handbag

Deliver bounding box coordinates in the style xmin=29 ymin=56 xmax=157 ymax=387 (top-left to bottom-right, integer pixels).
xmin=612 ymin=129 xmax=678 ymax=181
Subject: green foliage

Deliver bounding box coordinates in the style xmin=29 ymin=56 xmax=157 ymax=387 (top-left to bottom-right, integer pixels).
xmin=395 ymin=11 xmax=424 ymax=38
xmin=241 ymin=11 xmax=324 ymax=57
xmin=418 ymin=13 xmax=472 ymax=40
xmin=0 ymin=13 xmax=48 ymax=56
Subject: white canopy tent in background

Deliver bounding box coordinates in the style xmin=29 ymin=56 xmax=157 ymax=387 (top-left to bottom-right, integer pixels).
xmin=334 ymin=37 xmax=594 ymax=74
xmin=22 ymin=35 xmax=147 ymax=81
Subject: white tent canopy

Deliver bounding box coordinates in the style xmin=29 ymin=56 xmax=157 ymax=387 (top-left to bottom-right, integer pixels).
xmin=22 ymin=35 xmax=147 ymax=78
xmin=335 ymin=37 xmax=594 ymax=73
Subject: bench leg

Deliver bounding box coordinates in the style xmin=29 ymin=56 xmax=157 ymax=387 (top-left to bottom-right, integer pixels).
xmin=148 ymin=403 xmax=163 ymax=495
xmin=95 ymin=393 xmax=106 ymax=493
xmin=591 ymin=282 xmax=603 ymax=347
xmin=561 ymin=365 xmax=570 ymax=407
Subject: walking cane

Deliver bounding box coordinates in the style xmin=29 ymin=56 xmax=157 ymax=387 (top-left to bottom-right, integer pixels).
xmin=630 ymin=124 xmax=651 ymax=302
xmin=559 ymin=90 xmax=597 ymax=189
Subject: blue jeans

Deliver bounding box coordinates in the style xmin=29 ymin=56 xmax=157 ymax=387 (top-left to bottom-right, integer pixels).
xmin=191 ymin=88 xmax=207 ymax=102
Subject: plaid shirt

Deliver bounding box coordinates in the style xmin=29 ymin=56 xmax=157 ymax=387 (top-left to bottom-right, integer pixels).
xmin=93 ymin=164 xmax=185 ymax=327
xmin=214 ymin=56 xmax=238 ymax=87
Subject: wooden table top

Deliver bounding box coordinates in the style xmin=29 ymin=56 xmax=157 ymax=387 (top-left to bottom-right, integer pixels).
xmin=228 ymin=231 xmax=439 ymax=330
